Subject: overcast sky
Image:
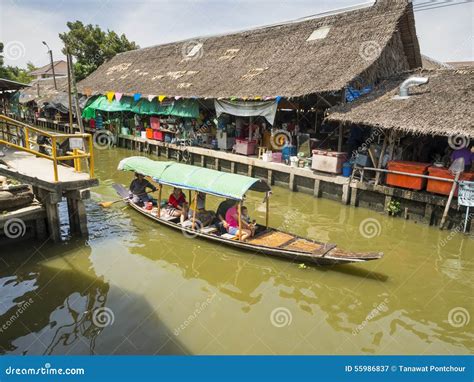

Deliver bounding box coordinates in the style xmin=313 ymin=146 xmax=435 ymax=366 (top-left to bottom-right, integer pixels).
xmin=0 ymin=0 xmax=472 ymax=68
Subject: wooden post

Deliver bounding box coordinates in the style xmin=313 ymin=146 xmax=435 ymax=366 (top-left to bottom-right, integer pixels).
xmin=337 ymin=88 xmax=345 ymax=152
xmin=374 ymin=131 xmax=388 ymax=186
xmin=265 ymin=194 xmax=269 ymax=228
xmin=238 ymin=201 xmax=242 ymax=241
xmin=66 ymin=50 xmax=74 ymax=134
xmin=192 ymin=192 xmax=198 ymax=230
xmin=157 ymin=185 xmax=162 ymax=217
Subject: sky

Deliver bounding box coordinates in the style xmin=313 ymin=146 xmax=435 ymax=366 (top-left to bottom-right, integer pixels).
xmin=0 ymin=0 xmax=472 ymax=68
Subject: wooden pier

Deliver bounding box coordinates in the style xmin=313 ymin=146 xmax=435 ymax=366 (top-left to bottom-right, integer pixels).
xmin=0 ymin=115 xmax=98 ymax=242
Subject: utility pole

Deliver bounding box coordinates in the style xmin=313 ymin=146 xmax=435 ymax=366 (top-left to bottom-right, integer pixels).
xmin=42 ymin=41 xmax=57 ymax=90
xmin=66 ymin=48 xmax=74 ymax=134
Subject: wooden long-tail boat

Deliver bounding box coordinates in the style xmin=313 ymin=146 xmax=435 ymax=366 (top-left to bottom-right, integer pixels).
xmin=116 ymin=157 xmax=383 ymax=266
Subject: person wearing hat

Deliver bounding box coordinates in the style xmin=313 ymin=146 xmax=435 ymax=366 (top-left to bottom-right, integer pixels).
xmin=129 ymin=172 xmax=157 ymax=206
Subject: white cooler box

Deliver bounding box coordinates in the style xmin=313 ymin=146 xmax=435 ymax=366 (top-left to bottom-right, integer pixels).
xmin=311 ymin=150 xmax=347 ymax=174
xmin=217 ymin=132 xmax=235 ymax=150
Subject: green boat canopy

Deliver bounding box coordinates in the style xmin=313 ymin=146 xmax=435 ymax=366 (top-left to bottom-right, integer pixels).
xmin=82 ymin=95 xmax=199 ymax=119
xmin=118 ymin=156 xmax=271 ymax=200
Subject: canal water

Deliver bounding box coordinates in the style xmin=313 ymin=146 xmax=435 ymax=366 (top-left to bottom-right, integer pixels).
xmin=1 ymin=148 xmax=473 ymax=355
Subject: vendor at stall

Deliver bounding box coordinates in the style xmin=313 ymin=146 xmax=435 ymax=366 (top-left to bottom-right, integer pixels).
xmin=451 ymin=143 xmax=473 ymax=172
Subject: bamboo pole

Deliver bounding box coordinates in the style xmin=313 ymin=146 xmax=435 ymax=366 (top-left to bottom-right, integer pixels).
xmin=192 ymin=192 xmax=198 ymax=230
xmin=265 ymin=196 xmax=269 ymax=228
xmin=374 ymin=131 xmax=388 ymax=186
xmin=440 ymin=172 xmax=461 ymax=229
xmin=238 ymin=201 xmax=242 ymax=241
xmin=157 ymin=185 xmax=162 ymax=217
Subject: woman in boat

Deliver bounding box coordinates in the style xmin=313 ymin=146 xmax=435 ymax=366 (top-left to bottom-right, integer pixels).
xmin=129 ymin=172 xmax=157 ymax=206
xmin=164 ymin=187 xmax=188 ymax=223
xmin=188 ymin=192 xmax=215 ymax=227
xmin=225 ymin=202 xmax=253 ymax=240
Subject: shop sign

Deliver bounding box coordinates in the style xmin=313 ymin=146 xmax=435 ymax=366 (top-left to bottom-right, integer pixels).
xmin=459 ymin=181 xmax=474 ymax=207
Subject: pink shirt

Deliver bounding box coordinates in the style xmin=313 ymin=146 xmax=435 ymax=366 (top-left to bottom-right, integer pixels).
xmin=225 ymin=206 xmax=239 ymax=228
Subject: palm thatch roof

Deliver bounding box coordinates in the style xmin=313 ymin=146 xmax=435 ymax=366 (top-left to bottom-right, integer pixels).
xmin=326 ymin=68 xmax=474 ymax=138
xmin=78 ymin=0 xmax=421 ymax=100
xmin=19 ymin=77 xmax=68 ymax=105
xmin=421 ymin=54 xmax=452 ymax=70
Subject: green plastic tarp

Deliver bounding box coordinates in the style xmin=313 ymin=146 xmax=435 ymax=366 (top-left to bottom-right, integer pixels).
xmin=117 ymin=157 xmax=270 ymax=200
xmin=82 ymin=95 xmax=199 ymax=119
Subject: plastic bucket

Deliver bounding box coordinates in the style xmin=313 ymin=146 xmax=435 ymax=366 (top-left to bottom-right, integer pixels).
xmin=290 ymin=156 xmax=299 ymax=168
xmin=342 ymin=162 xmax=352 ymax=177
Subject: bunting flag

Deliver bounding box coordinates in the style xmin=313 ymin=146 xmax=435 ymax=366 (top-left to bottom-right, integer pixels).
xmin=174 ymin=96 xmax=181 ymax=100
xmin=263 ymin=96 xmax=272 ymax=101
xmin=158 ymin=95 xmax=166 ymax=102
xmin=84 ymin=88 xmax=93 ymax=97
xmin=133 ymin=93 xmax=142 ymax=102
xmin=242 ymin=97 xmax=248 ymax=101
xmin=115 ymin=92 xmax=123 ymax=102
xmin=106 ymin=91 xmax=115 ymax=102
xmin=148 ymin=95 xmax=156 ymax=102
xmin=276 ymin=96 xmax=282 ymax=103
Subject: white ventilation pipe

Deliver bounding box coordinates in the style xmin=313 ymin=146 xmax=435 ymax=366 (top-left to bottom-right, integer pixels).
xmin=399 ymin=76 xmax=429 ymax=97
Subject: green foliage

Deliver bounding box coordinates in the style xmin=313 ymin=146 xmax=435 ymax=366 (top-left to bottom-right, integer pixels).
xmin=59 ymin=21 xmax=139 ymax=81
xmin=386 ymin=200 xmax=402 ymax=216
xmin=0 ymin=42 xmax=35 ymax=83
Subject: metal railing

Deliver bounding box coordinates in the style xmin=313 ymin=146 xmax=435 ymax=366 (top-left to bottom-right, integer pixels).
xmin=0 ymin=114 xmax=95 ymax=182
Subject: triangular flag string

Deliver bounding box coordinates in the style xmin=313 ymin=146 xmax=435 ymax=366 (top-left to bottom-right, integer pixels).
xmin=148 ymin=95 xmax=156 ymax=102
xmin=115 ymin=92 xmax=123 ymax=102
xmin=158 ymin=95 xmax=166 ymax=102
xmin=106 ymin=91 xmax=115 ymax=103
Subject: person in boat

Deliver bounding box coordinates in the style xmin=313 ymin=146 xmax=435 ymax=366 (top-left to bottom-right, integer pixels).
xmin=225 ymin=202 xmax=253 ymax=240
xmin=241 ymin=206 xmax=256 ymax=237
xmin=165 ymin=187 xmax=188 ymax=223
xmin=214 ymin=198 xmax=235 ymax=233
xmin=129 ymin=172 xmax=157 ymax=206
xmin=188 ymin=192 xmax=215 ymax=227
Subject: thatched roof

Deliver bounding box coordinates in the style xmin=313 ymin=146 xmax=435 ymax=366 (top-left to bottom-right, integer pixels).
xmin=326 ymin=68 xmax=474 ymax=137
xmin=79 ymin=0 xmax=421 ymax=99
xmin=29 ymin=60 xmax=68 ymax=77
xmin=421 ymin=54 xmax=451 ymax=70
xmin=19 ymin=77 xmax=68 ymax=105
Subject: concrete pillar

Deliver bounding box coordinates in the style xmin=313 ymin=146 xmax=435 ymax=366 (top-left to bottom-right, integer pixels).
xmin=231 ymin=162 xmax=236 ymax=173
xmin=267 ymin=170 xmax=273 ymax=186
xmin=156 ymin=145 xmax=160 ymax=157
xmin=189 ymin=153 xmax=194 ymax=165
xmin=289 ymin=173 xmax=296 ymax=191
xmin=423 ymin=203 xmax=434 ymax=225
xmin=65 ymin=189 xmax=90 ymax=237
xmin=341 ymin=184 xmax=350 ymax=205
xmin=166 ymin=147 xmax=171 ymax=159
xmin=350 ymin=186 xmax=358 ymax=206
xmin=44 ymin=202 xmax=61 ymax=242
xmin=314 ymin=179 xmax=322 ymax=198
xmin=384 ymin=195 xmax=392 ymax=215
xmin=201 ymin=155 xmax=206 ymax=168
xmin=215 ymin=158 xmax=220 ymax=171
xmin=248 ymin=165 xmax=253 ymax=177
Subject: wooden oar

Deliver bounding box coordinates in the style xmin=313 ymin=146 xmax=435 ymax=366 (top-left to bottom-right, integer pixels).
xmin=99 ymin=190 xmax=154 ymax=208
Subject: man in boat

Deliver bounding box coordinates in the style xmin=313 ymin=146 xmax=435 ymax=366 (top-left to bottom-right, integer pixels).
xmin=225 ymin=202 xmax=253 ymax=240
xmin=129 ymin=172 xmax=157 ymax=206
xmin=241 ymin=206 xmax=256 ymax=237
xmin=188 ymin=192 xmax=215 ymax=227
xmin=165 ymin=187 xmax=188 ymax=223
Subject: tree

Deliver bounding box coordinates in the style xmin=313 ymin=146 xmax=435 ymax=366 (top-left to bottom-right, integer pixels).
xmin=0 ymin=42 xmax=35 ymax=83
xmin=59 ymin=21 xmax=139 ymax=81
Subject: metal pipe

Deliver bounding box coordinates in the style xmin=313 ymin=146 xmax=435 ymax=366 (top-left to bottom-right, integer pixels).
xmin=399 ymin=76 xmax=429 ymax=97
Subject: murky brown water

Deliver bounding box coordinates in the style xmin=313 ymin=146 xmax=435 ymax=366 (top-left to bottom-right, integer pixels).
xmin=1 ymin=147 xmax=473 ymax=355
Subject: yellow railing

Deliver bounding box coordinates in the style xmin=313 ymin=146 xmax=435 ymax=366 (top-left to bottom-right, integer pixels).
xmin=0 ymin=114 xmax=95 ymax=182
